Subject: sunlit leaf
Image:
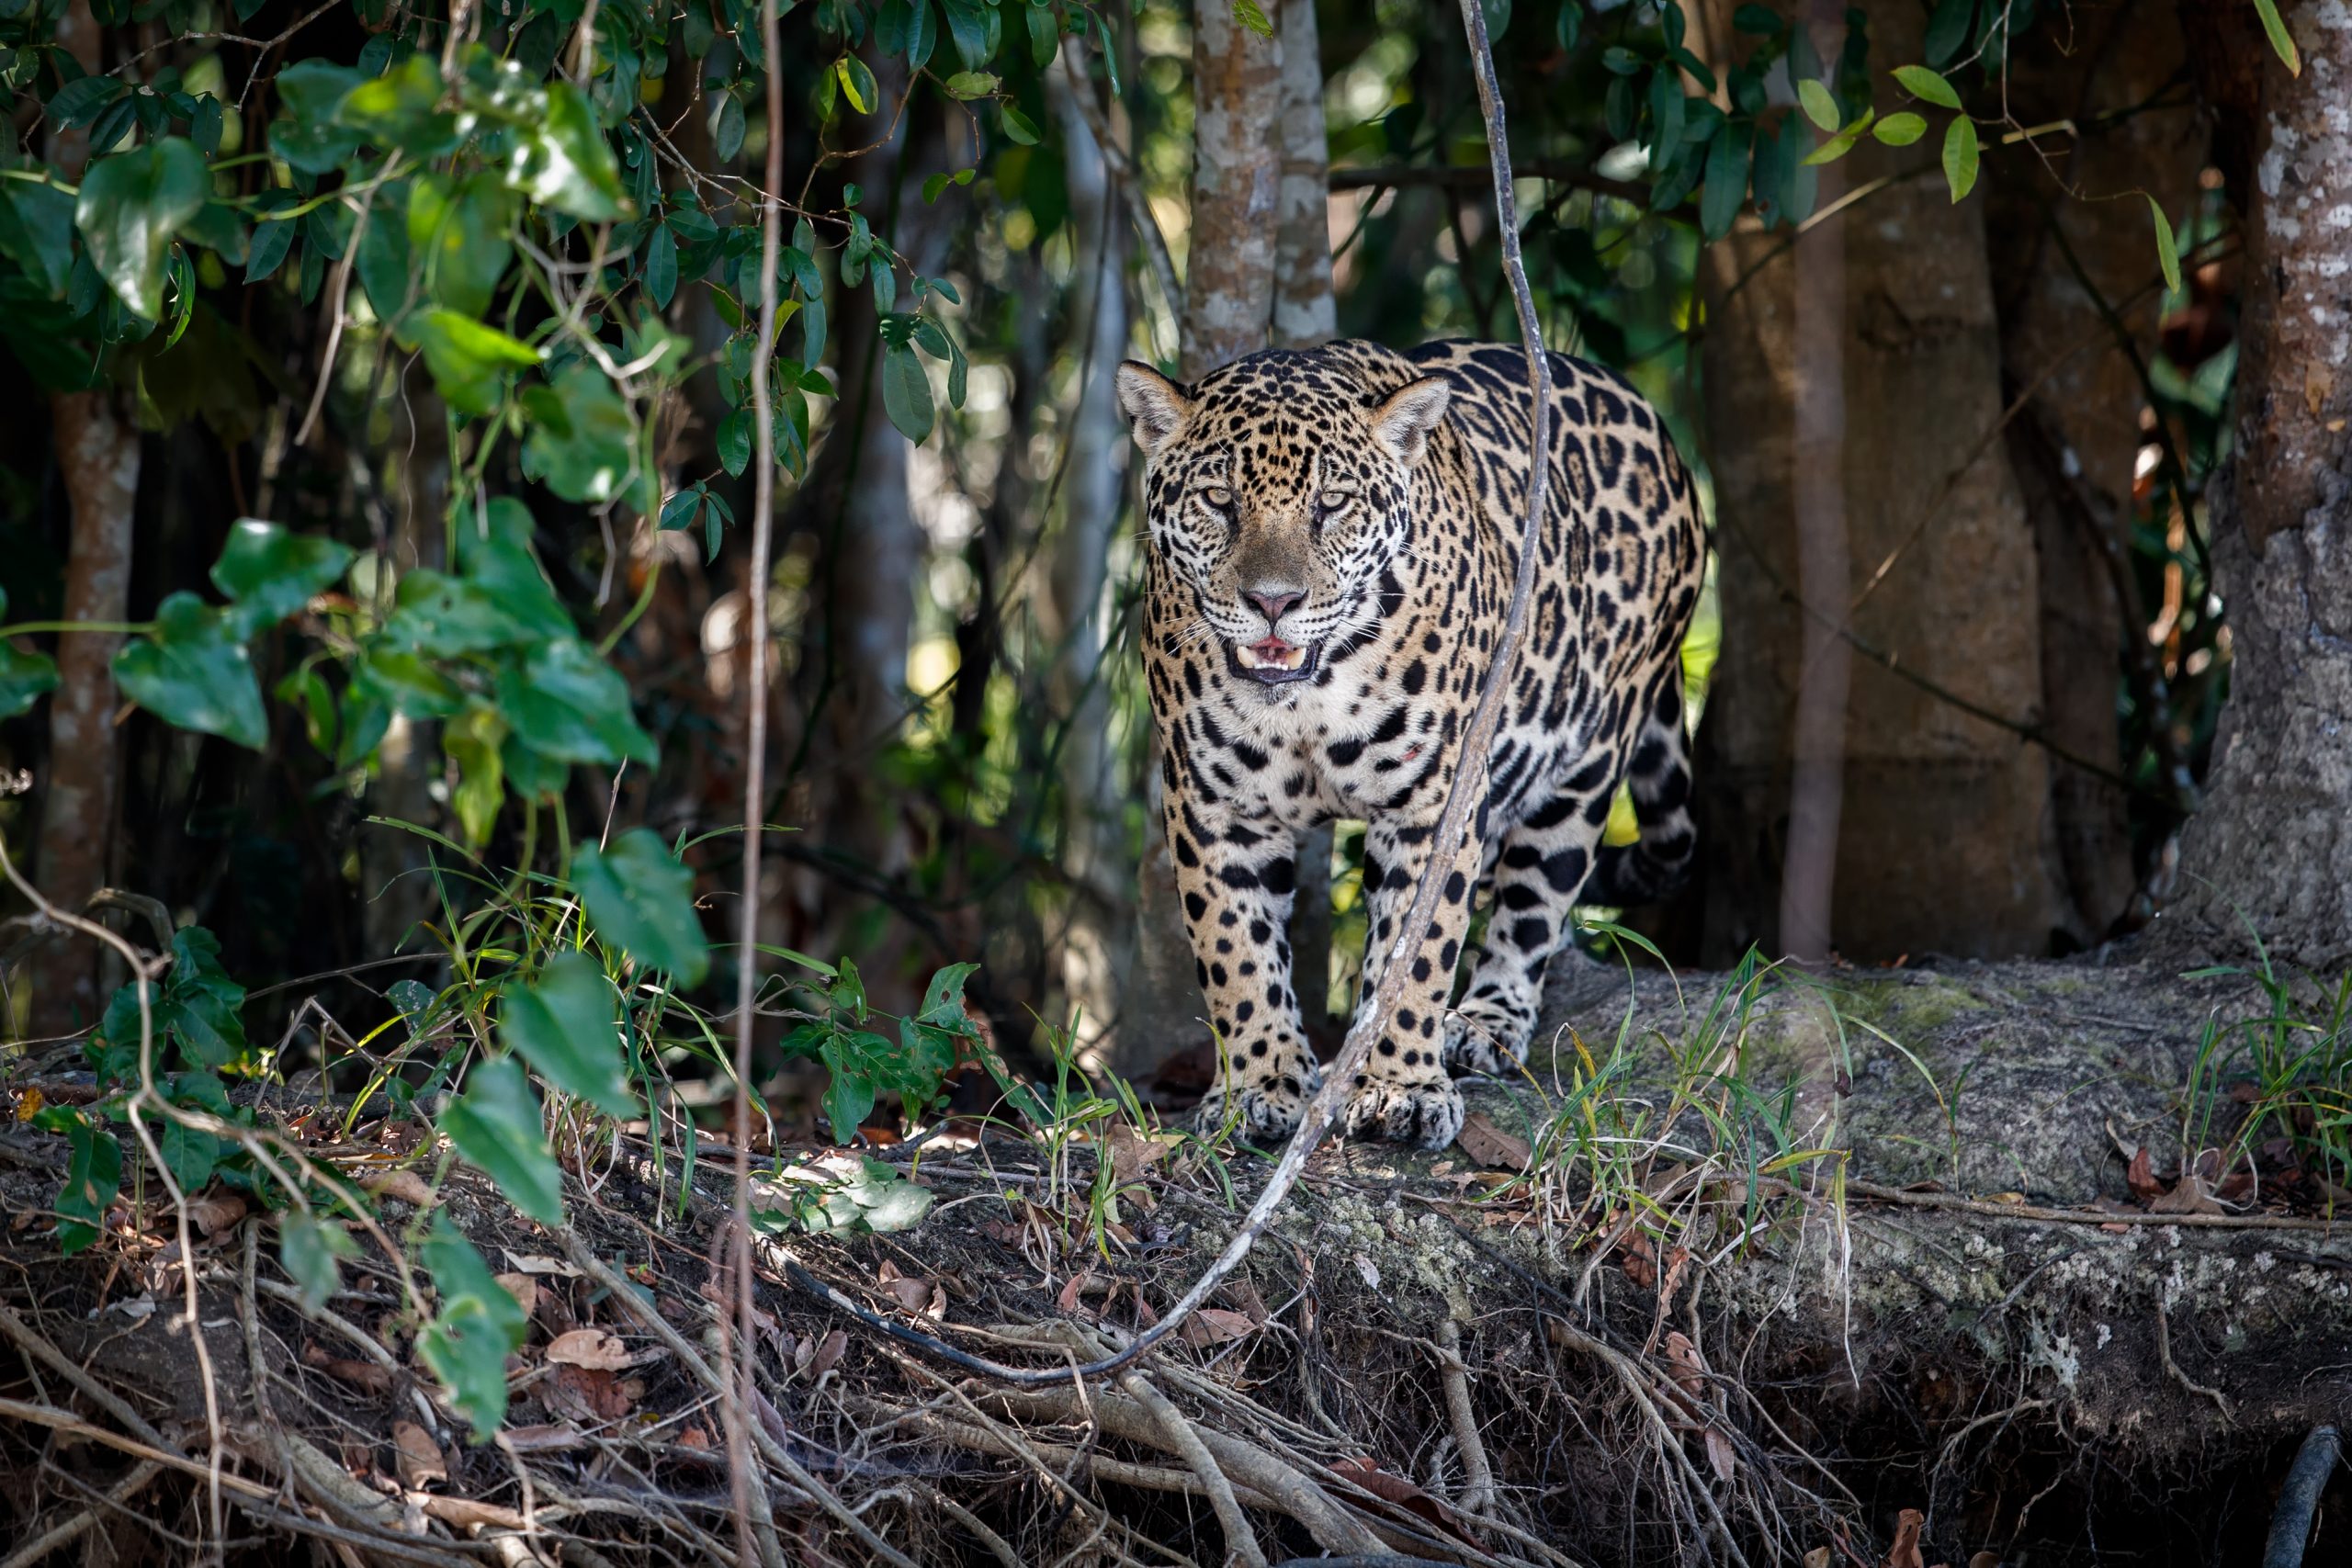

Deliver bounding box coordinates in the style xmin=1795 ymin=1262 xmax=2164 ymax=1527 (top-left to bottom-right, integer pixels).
xmin=1941 ymin=114 xmax=1979 ymax=203
xmin=521 ymin=362 xmax=636 ymax=505
xmin=1796 ymin=77 xmax=1840 ymax=132
xmin=2251 ymin=0 xmax=2299 ymax=75
xmin=497 ymin=637 xmax=657 ymax=766
xmin=413 ymin=308 xmax=540 ymax=416
xmin=211 ymin=519 xmax=355 ymax=639
xmin=1872 ymin=112 xmax=1928 ymax=147
xmin=1894 ymin=63 xmax=1961 ymax=109
xmin=511 ymin=81 xmax=628 ymax=221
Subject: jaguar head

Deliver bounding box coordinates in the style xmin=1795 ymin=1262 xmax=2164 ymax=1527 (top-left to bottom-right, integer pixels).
xmin=1117 ymin=354 xmax=1452 ymax=691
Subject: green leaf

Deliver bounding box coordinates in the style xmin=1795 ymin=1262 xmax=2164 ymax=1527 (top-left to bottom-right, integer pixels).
xmin=46 ymin=74 xmax=124 ymax=128
xmin=573 ymin=828 xmax=709 ymax=986
xmin=114 ymin=593 xmax=267 ymax=750
xmin=940 ymin=0 xmax=990 ymax=69
xmin=1026 ymin=1 xmax=1057 ymax=68
xmin=498 ymin=637 xmax=656 ymax=766
xmin=268 ymin=60 xmax=364 ymax=175
xmin=279 ymin=1213 xmax=356 ymax=1313
xmin=1699 ymin=120 xmax=1750 ymax=242
xmin=244 ymin=192 xmax=300 ymax=284
xmin=55 ymin=1115 xmax=120 ymax=1255
xmin=413 ymin=308 xmax=540 ymax=417
xmin=711 ymin=93 xmax=746 ymax=163
xmin=385 ymin=569 xmax=526 ymax=657
xmin=158 ymin=1119 xmax=221 ymax=1192
xmin=1941 ymin=114 xmax=1979 ymax=203
xmin=500 ymin=952 xmax=637 ymax=1119
xmin=0 ymin=639 xmax=59 ymax=719
xmin=211 ymin=519 xmax=355 ymax=639
xmin=419 ymin=1213 xmax=527 ymax=1435
xmin=2148 ymin=194 xmax=2182 ymax=297
xmin=1922 ymin=0 xmax=1973 ymax=65
xmin=717 ymin=409 xmax=752 ymax=477
xmin=941 ymin=71 xmax=999 ymax=99
xmin=447 ymin=705 xmax=506 ymax=846
xmin=881 ymin=341 xmax=933 ymax=442
xmin=643 ymin=221 xmax=677 ymax=310
xmin=1872 ymin=112 xmax=1928 ymax=147
xmin=75 ymin=138 xmax=209 ymax=320
xmin=1796 ymin=77 xmax=1840 ymax=132
xmin=1231 ymin=0 xmax=1272 ymax=38
xmin=521 ymin=363 xmax=637 ymax=506
xmin=512 ymin=81 xmax=628 ymax=221
xmin=335 ymin=53 xmax=460 ymax=156
xmin=999 ymin=103 xmax=1041 ymax=146
xmin=441 ymin=1056 xmax=565 ymax=1224
xmin=768 ymin=1155 xmax=935 ymax=1235
xmin=2252 ymin=0 xmax=2299 ymax=75
xmin=1894 ymin=64 xmax=1962 ymax=109
xmin=408 ymin=174 xmax=515 ymax=318
xmin=0 ymin=181 xmax=78 ymax=298
xmin=835 ymin=55 xmax=876 ymax=115
xmin=1800 ymin=110 xmax=1874 ymax=166
xmin=907 ymin=0 xmax=938 ymax=68
xmin=353 ymin=643 xmax=466 ymax=718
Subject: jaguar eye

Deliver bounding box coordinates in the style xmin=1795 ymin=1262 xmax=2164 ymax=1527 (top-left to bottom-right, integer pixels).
xmin=1202 ymin=485 xmax=1234 ymax=510
xmin=1317 ymin=491 xmax=1353 ymax=515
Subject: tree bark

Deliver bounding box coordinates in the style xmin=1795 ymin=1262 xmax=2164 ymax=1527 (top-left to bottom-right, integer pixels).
xmin=2167 ymin=0 xmax=2352 ymax=966
xmin=1121 ymin=1 xmax=1288 ymax=1072
xmin=1269 ymin=0 xmax=1337 ymax=1034
xmin=1692 ymin=0 xmax=2067 ymax=964
xmin=1982 ymin=0 xmax=2204 ymax=946
xmin=1047 ymin=51 xmax=1136 ymax=1070
xmin=34 ymin=0 xmax=138 ymax=1035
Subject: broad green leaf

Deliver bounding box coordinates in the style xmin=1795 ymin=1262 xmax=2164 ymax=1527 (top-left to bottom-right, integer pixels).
xmin=1872 ymin=112 xmax=1928 ymax=147
xmin=46 ymin=74 xmax=124 ymax=127
xmin=776 ymin=1156 xmax=934 ymax=1235
xmin=2148 ymin=196 xmax=2182 ymax=296
xmin=940 ymin=0 xmax=990 ymax=69
xmin=113 ymin=593 xmax=267 ymax=750
xmin=497 ymin=637 xmax=657 ymax=765
xmin=385 ymin=569 xmax=530 ymax=657
xmin=717 ymin=409 xmax=752 ymax=477
xmin=1231 ymin=0 xmax=1272 ymax=39
xmin=353 ymin=643 xmax=466 ymax=718
xmin=1000 ymin=104 xmax=1041 ymax=146
xmin=907 ymin=0 xmax=937 ymax=68
xmin=407 ymin=173 xmax=515 ymax=318
xmin=441 ymin=1056 xmax=565 ymax=1224
xmin=2252 ymin=0 xmax=2299 ymax=75
xmin=521 ymin=363 xmax=636 ymax=505
xmin=1800 ymin=111 xmax=1873 ymax=166
xmin=1922 ymin=0 xmax=1973 ymax=64
xmin=455 ymin=500 xmax=575 ymax=641
xmin=512 ymin=81 xmax=628 ymax=221
xmin=419 ymin=1213 xmax=527 ymax=1434
xmin=335 ymin=53 xmax=460 ymax=156
xmin=573 ymin=828 xmax=709 ymax=986
xmin=881 ymin=342 xmax=933 ymax=442
xmin=941 ymin=71 xmax=998 ymax=99
xmin=413 ymin=308 xmax=540 ymax=417
xmin=1796 ymin=78 xmax=1840 ymax=132
xmin=355 ymin=188 xmax=415 ymax=331
xmin=75 ymin=138 xmax=209 ymax=320
xmin=0 ymin=642 xmax=59 ymax=719
xmin=245 ymin=192 xmax=300 ymax=283
xmin=500 ymin=951 xmax=638 ymax=1118
xmin=0 ymin=181 xmax=77 ymax=298
xmin=711 ymin=93 xmax=746 ymax=163
xmin=835 ymin=55 xmax=877 ymax=115
xmin=1894 ymin=64 xmax=1961 ymax=109
xmin=211 ymin=519 xmax=355 ymax=639
xmin=1026 ymin=2 xmax=1057 ymax=67
xmin=55 ymin=1115 xmax=120 ymax=1255
xmin=269 ymin=60 xmax=364 ymax=175
xmin=1941 ymin=115 xmax=1980 ymax=203
xmin=279 ymin=1213 xmax=356 ymax=1313
xmin=157 ymin=1119 xmax=221 ymax=1192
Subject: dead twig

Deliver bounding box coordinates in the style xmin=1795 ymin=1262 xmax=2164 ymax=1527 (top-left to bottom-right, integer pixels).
xmin=0 ymin=1460 xmax=164 ymax=1568
xmin=1436 ymin=1319 xmax=1497 ymax=1523
xmin=1119 ymin=1368 xmax=1270 ymax=1568
xmin=2154 ymin=1304 xmax=2235 ymax=1423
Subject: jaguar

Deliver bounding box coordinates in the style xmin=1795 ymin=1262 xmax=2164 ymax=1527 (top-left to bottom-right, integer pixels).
xmin=1118 ymin=338 xmax=1705 ymax=1148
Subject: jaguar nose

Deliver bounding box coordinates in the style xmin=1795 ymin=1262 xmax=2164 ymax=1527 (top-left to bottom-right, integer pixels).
xmin=1244 ymin=587 xmax=1303 ymax=626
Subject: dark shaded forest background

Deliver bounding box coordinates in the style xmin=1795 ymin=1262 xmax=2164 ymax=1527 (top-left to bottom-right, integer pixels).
xmin=0 ymin=0 xmax=2337 ymax=1134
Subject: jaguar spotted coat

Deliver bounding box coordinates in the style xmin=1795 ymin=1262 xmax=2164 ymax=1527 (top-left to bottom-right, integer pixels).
xmin=1118 ymin=338 xmax=1705 ymax=1149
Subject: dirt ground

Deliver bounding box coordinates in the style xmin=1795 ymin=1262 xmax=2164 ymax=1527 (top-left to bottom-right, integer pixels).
xmin=0 ymin=948 xmax=2346 ymax=1566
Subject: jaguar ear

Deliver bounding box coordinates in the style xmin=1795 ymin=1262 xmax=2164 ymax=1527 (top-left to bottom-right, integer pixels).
xmin=1115 ymin=361 xmax=1195 ymax=457
xmin=1369 ymin=376 xmax=1453 ymax=467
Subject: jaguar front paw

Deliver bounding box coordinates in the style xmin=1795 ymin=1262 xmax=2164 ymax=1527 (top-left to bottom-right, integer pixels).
xmin=1195 ymin=1057 xmax=1323 ymax=1145
xmin=1443 ymin=1010 xmax=1530 ymax=1077
xmin=1341 ymin=1075 xmax=1465 ymax=1150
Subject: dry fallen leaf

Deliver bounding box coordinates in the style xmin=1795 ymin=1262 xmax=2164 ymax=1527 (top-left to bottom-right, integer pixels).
xmin=1353 ymin=1252 xmax=1383 ymax=1290
xmin=545 ymin=1364 xmax=639 ymax=1422
xmin=1703 ymin=1425 xmax=1737 ymax=1483
xmin=1106 ymin=1122 xmax=1174 ymax=1187
xmin=301 ymin=1341 xmax=393 ymax=1394
xmin=360 ymin=1169 xmax=437 ymax=1208
xmin=544 ymin=1329 xmax=634 ymax=1371
xmin=492 ymin=1273 xmax=541 ymax=1322
xmin=1178 ymin=1307 xmax=1260 ymax=1347
xmin=804 ymin=1328 xmax=849 ymax=1381
xmin=501 ymin=1252 xmax=582 ymax=1278
xmin=2152 ymin=1168 xmax=2226 ymax=1215
xmin=1804 ymin=1549 xmax=1833 ymax=1568
xmin=391 ymin=1420 xmax=447 ymax=1489
xmin=1455 ymin=1111 xmax=1532 ymax=1170
xmin=502 ymin=1423 xmax=586 ymax=1452
xmin=1056 ymin=1270 xmax=1094 ymax=1315
xmin=1885 ymin=1506 xmax=1927 ymax=1568
xmin=184 ymin=1192 xmax=248 ymax=1237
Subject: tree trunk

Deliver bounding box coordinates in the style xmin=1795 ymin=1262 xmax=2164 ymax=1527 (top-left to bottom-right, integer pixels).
xmin=1120 ymin=1 xmax=1288 ymax=1073
xmin=34 ymin=0 xmax=137 ymax=1034
xmin=1692 ymin=0 xmax=2068 ymax=964
xmin=1046 ymin=51 xmax=1136 ymax=1070
xmin=1270 ymin=0 xmax=1337 ymax=1035
xmin=1981 ymin=0 xmax=2204 ymax=947
xmin=2167 ymin=0 xmax=2352 ymax=966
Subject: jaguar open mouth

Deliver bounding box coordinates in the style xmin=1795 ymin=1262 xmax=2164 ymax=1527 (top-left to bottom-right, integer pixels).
xmin=1229 ymin=636 xmax=1320 ymax=686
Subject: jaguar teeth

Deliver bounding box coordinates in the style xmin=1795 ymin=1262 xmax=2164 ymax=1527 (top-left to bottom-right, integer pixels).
xmin=1238 ymin=643 xmax=1307 ymax=671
